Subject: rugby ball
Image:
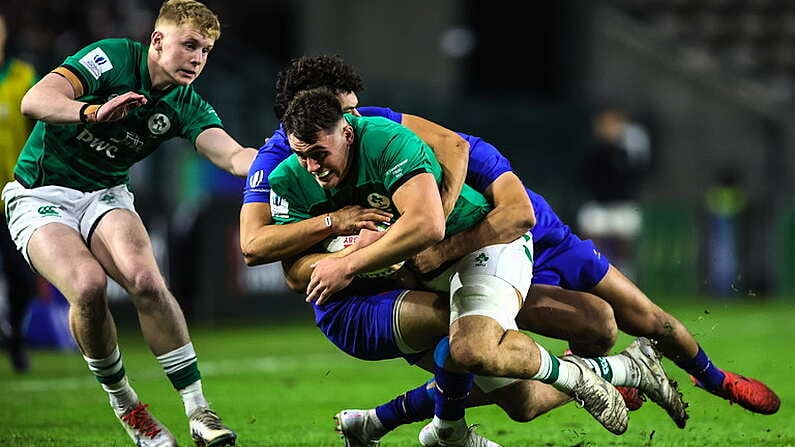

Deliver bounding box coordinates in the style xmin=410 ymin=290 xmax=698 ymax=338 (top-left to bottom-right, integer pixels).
xmin=322 ymin=223 xmax=405 ymax=278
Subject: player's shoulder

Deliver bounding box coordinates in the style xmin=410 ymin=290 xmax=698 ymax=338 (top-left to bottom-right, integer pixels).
xmin=268 ymin=153 xmax=302 ymax=181
xmin=349 ymin=113 xmax=398 ymax=127
xmin=77 ymin=38 xmax=141 ymax=57
xmin=349 ymin=114 xmax=408 ymax=142
xmin=258 ymin=127 xmax=290 ymax=155
xmin=63 ymin=38 xmax=141 ymax=80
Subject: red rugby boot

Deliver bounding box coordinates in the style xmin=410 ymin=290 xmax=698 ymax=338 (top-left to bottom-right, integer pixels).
xmin=616 ymin=386 xmax=645 ymax=411
xmin=691 ymin=370 xmax=780 ymax=415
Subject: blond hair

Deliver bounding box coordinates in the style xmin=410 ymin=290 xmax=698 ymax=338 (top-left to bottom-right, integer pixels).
xmin=155 ymin=0 xmax=221 ymax=40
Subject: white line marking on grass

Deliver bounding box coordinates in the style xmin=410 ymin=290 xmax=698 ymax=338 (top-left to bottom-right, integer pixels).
xmin=2 ymin=353 xmax=353 ymax=393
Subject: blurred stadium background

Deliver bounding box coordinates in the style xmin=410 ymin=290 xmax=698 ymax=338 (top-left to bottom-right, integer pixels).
xmin=1 ymin=0 xmax=794 ymax=378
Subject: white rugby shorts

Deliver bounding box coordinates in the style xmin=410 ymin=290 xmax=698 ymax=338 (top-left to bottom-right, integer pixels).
xmin=423 ymin=234 xmax=534 ymax=299
xmin=2 ymin=181 xmax=136 ymax=265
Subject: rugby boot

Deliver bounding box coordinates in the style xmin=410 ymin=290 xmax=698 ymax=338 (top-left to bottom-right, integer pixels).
xmin=116 ymin=402 xmax=176 ymax=447
xmin=334 ymin=409 xmax=383 ymax=446
xmin=616 ymin=386 xmax=645 ymax=411
xmin=189 ymin=406 xmax=237 ymax=446
xmin=419 ymin=422 xmax=501 ymax=447
xmin=562 ymin=349 xmax=644 ymax=411
xmin=691 ymin=370 xmax=780 ymax=415
xmin=620 ymin=337 xmax=688 ymax=428
xmin=561 ymin=355 xmax=628 ymax=435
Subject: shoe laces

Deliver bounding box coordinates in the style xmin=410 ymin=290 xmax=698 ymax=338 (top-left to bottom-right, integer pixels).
xmin=121 ymin=404 xmax=162 ymax=438
xmin=193 ymin=408 xmax=225 ymax=430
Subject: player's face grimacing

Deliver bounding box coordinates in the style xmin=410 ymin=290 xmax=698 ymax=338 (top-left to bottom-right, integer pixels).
xmin=152 ymin=23 xmax=214 ymax=87
xmin=288 ymin=119 xmax=354 ymax=189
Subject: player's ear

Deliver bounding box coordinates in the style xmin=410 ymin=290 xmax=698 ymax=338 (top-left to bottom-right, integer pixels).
xmin=343 ymin=124 xmax=354 ymax=144
xmin=151 ymin=30 xmax=163 ymax=51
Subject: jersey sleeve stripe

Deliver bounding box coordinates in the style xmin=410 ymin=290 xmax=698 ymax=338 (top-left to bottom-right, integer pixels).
xmin=51 ymin=66 xmax=86 ymax=98
xmin=386 ymin=167 xmax=428 ymax=195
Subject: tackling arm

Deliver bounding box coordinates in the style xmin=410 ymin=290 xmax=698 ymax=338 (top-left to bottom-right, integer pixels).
xmin=410 ymin=172 xmax=536 ymax=274
xmin=401 ymin=113 xmax=469 ymax=217
xmin=239 ymin=202 xmax=392 ymax=266
xmin=305 ymin=173 xmax=445 ymax=303
xmin=337 ymin=173 xmax=445 ymax=276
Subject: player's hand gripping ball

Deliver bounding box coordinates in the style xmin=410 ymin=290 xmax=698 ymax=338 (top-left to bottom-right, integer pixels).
xmin=322 ymin=223 xmax=405 ymax=278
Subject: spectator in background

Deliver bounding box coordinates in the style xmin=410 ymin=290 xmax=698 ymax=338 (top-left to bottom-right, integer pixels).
xmin=578 ymin=106 xmax=652 ymax=280
xmin=0 ymin=12 xmax=38 ymax=373
xmin=703 ymin=167 xmax=747 ymax=297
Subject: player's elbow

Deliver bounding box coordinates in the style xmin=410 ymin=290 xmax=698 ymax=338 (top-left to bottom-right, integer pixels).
xmin=283 ymin=273 xmax=307 ymax=293
xmin=447 ymin=133 xmax=470 ymax=154
xmin=422 ymin=219 xmax=446 ymax=247
xmin=242 ymin=250 xmax=263 ymax=267
xmin=20 ymin=91 xmax=42 ymax=120
xmin=241 ymin=241 xmax=269 ymax=266
xmin=515 ymin=202 xmax=536 ymax=230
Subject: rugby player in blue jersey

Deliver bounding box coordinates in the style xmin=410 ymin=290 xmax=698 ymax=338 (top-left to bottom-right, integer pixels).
xmin=240 ymin=60 xmax=691 ymax=446
xmin=240 ymin=56 xmax=778 ymax=445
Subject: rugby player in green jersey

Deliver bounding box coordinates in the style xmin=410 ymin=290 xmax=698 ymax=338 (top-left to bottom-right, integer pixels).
xmin=270 ymin=87 xmax=630 ymax=445
xmin=2 ymin=1 xmax=254 ymax=446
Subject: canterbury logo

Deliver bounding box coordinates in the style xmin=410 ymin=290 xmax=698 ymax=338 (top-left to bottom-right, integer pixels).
xmin=100 ymin=194 xmax=117 ymax=204
xmin=37 ymin=205 xmax=60 ymax=216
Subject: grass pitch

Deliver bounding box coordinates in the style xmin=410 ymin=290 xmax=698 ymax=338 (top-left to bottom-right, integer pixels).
xmin=0 ymin=297 xmax=793 ymax=446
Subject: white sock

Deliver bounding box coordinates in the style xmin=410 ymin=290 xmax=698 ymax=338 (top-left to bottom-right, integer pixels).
xmin=531 ymin=344 xmax=581 ymax=392
xmin=366 ymin=409 xmax=387 ymax=437
xmin=581 ymin=355 xmax=641 ymax=387
xmin=103 ymin=376 xmax=139 ymax=414
xmin=432 ymin=415 xmax=468 ymax=442
xmin=156 ymin=343 xmax=208 ymax=416
xmin=179 ymin=379 xmax=208 ymax=416
xmin=83 ymin=346 xmax=138 ymax=413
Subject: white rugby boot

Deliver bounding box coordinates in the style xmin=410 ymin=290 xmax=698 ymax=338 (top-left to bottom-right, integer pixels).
xmin=334 ymin=409 xmax=384 ymax=446
xmin=115 ymin=402 xmax=177 ymax=447
xmin=188 ymin=406 xmax=237 ymax=446
xmin=418 ymin=422 xmax=501 ymax=447
xmin=562 ymin=355 xmax=629 ymax=435
xmin=620 ymin=337 xmax=689 ymax=428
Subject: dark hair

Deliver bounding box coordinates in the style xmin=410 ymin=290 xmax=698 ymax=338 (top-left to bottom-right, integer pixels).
xmin=273 ymin=54 xmax=365 ymax=120
xmin=282 ymin=88 xmax=344 ymax=145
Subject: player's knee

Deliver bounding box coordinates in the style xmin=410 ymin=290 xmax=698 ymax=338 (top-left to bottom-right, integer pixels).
xmin=70 ymin=266 xmax=107 ymax=299
xmin=488 ymin=382 xmax=544 ymax=422
xmin=586 ymin=300 xmax=618 ymax=353
xmin=69 ymin=269 xmax=109 ymax=314
xmin=503 ymin=401 xmax=542 ymax=422
xmin=448 ymin=335 xmax=492 ymax=375
xmin=126 ymin=269 xmax=168 ymax=304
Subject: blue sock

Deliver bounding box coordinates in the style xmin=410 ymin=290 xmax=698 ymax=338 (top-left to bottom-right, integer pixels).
xmin=675 ymin=345 xmax=725 ymax=391
xmin=374 ymin=380 xmax=436 ymax=430
xmin=433 ymin=337 xmax=474 ymax=420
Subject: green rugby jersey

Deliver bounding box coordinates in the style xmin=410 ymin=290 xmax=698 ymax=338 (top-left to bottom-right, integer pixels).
xmin=269 ymin=115 xmax=491 ymax=238
xmin=14 ymin=38 xmax=223 ymax=191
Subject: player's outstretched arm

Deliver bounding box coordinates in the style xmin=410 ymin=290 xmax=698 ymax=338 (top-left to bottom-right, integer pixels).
xmin=401 ymin=113 xmax=469 ymax=217
xmin=21 ymin=73 xmax=146 ymax=124
xmin=195 ymin=128 xmax=258 ymax=177
xmin=411 ymin=171 xmax=535 ymax=274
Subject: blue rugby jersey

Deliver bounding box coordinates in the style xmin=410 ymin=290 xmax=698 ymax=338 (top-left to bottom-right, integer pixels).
xmin=356 ymin=106 xmax=564 ymax=247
